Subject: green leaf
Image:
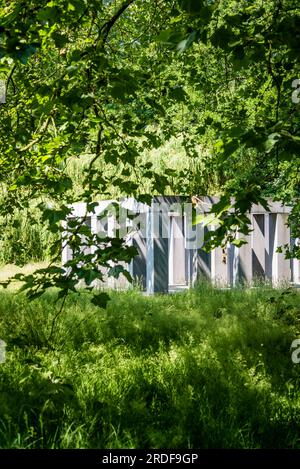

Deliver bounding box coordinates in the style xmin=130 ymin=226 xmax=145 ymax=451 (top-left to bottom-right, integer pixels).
xmin=179 ymin=0 xmax=204 ymax=14
xmin=91 ymin=292 xmax=110 ymax=309
xmin=264 ymin=133 xmax=281 ymax=153
xmin=16 ymin=44 xmax=38 ymax=64
xmin=169 ymin=86 xmax=187 ymax=101
xmin=231 ymin=238 xmax=247 ymax=247
xmin=211 ymin=197 xmax=231 ymax=215
xmin=192 ymin=212 xmax=221 ymax=227
xmin=177 ymin=31 xmax=197 ymax=52
xmin=52 ymin=32 xmax=69 ymax=48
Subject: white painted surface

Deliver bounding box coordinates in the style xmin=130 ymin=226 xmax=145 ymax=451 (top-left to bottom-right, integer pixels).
xmin=272 ymin=214 xmax=291 ymax=284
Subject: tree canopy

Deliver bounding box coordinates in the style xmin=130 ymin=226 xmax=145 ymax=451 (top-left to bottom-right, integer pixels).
xmin=0 ymin=0 xmax=299 ymax=300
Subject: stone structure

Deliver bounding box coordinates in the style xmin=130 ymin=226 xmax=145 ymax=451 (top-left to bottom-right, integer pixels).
xmin=62 ymin=196 xmax=299 ymax=293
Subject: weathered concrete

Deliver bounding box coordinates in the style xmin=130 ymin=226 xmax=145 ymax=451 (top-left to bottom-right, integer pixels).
xmin=146 ymin=200 xmax=169 ymax=293
xmin=272 ymin=213 xmax=291 ymax=284
xmin=211 ymin=245 xmax=230 ymax=286
xmin=236 ymin=232 xmax=252 ymax=284
xmin=251 ymin=213 xmax=266 ymax=280
xmin=63 ymin=197 xmax=298 ymax=293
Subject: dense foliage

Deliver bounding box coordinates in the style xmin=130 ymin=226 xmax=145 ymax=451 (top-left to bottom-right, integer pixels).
xmin=1 ymin=2 xmax=300 ymax=452
xmin=0 ymin=0 xmax=299 ymax=293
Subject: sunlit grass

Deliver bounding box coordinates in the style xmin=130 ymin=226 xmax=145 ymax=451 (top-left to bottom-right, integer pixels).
xmin=0 ymin=283 xmax=300 ymax=448
xmin=0 ymin=262 xmax=49 ymax=290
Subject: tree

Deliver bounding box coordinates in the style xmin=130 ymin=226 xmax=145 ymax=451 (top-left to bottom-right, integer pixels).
xmin=0 ymin=0 xmax=171 ymax=301
xmin=0 ymin=0 xmax=299 ymax=305
xmin=148 ymin=0 xmax=300 ymax=252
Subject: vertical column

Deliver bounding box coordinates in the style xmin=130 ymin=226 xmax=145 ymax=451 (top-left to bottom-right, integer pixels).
xmin=292 ymin=239 xmax=300 ymax=284
xmin=211 ymin=245 xmax=230 ymax=286
xmin=193 ymin=225 xmax=211 ymax=284
xmin=184 ymin=207 xmax=209 ymax=286
xmin=251 ymin=214 xmax=266 ymax=280
xmin=126 ymin=205 xmax=134 ymax=283
xmin=293 ymin=258 xmax=300 ymax=284
xmin=229 ymin=243 xmax=238 ymax=286
xmin=208 ymin=219 xmax=229 ymax=286
xmin=188 ymin=249 xmax=198 ymax=287
xmin=117 ymin=206 xmax=132 ymax=290
xmin=237 ymin=233 xmax=252 ymax=284
xmin=196 ymin=248 xmax=211 ymax=282
xmin=186 ymin=248 xmax=200 ymax=288
xmin=272 ymin=213 xmax=291 ymax=284
xmin=186 ymin=249 xmax=211 ymax=287
xmin=131 ymin=235 xmax=147 ymax=290
xmin=264 ymin=213 xmax=272 ymax=281
xmin=146 ymin=201 xmax=169 ymax=294
xmin=169 ymin=215 xmax=186 ymax=286
xmin=80 ymin=216 xmax=92 ymax=256
xmin=0 ymin=79 xmax=6 ymax=104
xmin=129 ymin=211 xmax=147 ymax=290
xmin=168 ymin=214 xmax=175 ymax=286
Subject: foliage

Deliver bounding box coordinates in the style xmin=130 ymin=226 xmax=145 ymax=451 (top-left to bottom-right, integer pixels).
xmin=0 ymin=284 xmax=300 ymax=448
xmin=0 ymin=201 xmax=57 ymax=266
xmin=0 ymin=0 xmax=173 ymax=298
xmin=0 ymin=0 xmax=299 ymax=298
xmin=154 ymin=0 xmax=300 ymax=251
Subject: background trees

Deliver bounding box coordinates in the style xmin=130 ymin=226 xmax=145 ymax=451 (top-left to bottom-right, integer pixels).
xmin=0 ymin=0 xmax=299 ymax=296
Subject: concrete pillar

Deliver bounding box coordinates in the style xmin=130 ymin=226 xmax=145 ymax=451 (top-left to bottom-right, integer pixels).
xmin=293 ymin=258 xmax=300 ymax=284
xmin=236 ymin=233 xmax=252 ymax=284
xmin=131 ymin=234 xmax=147 ymax=289
xmin=228 ymin=243 xmax=238 ymax=286
xmin=291 ymin=239 xmax=300 ymax=284
xmin=127 ymin=211 xmax=147 ymax=290
xmin=146 ymin=202 xmax=169 ymax=293
xmin=264 ymin=214 xmax=273 ymax=281
xmin=169 ymin=214 xmax=186 ymax=286
xmin=211 ymin=245 xmax=230 ymax=286
xmin=187 ymin=249 xmax=197 ymax=287
xmin=272 ymin=213 xmax=291 ymax=284
xmin=185 ymin=211 xmax=210 ymax=286
xmin=186 ymin=248 xmax=211 ymax=287
xmin=251 ymin=213 xmax=266 ymax=280
xmin=191 ymin=225 xmax=211 ymax=285
xmin=196 ymin=248 xmax=211 ymax=282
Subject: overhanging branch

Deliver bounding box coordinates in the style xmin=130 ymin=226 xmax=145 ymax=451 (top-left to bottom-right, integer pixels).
xmin=100 ymin=0 xmax=135 ymax=44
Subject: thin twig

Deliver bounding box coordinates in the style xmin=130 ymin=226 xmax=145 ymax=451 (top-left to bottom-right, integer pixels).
xmin=48 ymin=291 xmax=68 ymax=344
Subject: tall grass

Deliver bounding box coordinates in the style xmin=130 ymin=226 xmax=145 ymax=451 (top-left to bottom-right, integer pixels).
xmin=0 ymin=207 xmax=57 ymax=266
xmin=0 ymin=283 xmax=300 ymax=448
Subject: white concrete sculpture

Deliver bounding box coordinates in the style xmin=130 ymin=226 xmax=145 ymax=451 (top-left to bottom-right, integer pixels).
xmin=62 ymin=196 xmax=298 ymax=293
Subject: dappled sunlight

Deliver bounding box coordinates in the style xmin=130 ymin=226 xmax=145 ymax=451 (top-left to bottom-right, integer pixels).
xmin=0 ymin=285 xmax=300 ymax=448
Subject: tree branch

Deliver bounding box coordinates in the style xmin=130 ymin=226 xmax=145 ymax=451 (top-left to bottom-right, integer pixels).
xmin=6 ymin=64 xmax=17 ymax=95
xmin=100 ymin=0 xmax=135 ymax=44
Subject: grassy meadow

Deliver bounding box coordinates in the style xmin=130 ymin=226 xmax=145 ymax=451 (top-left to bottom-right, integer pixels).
xmin=0 ymin=282 xmax=300 ymax=449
